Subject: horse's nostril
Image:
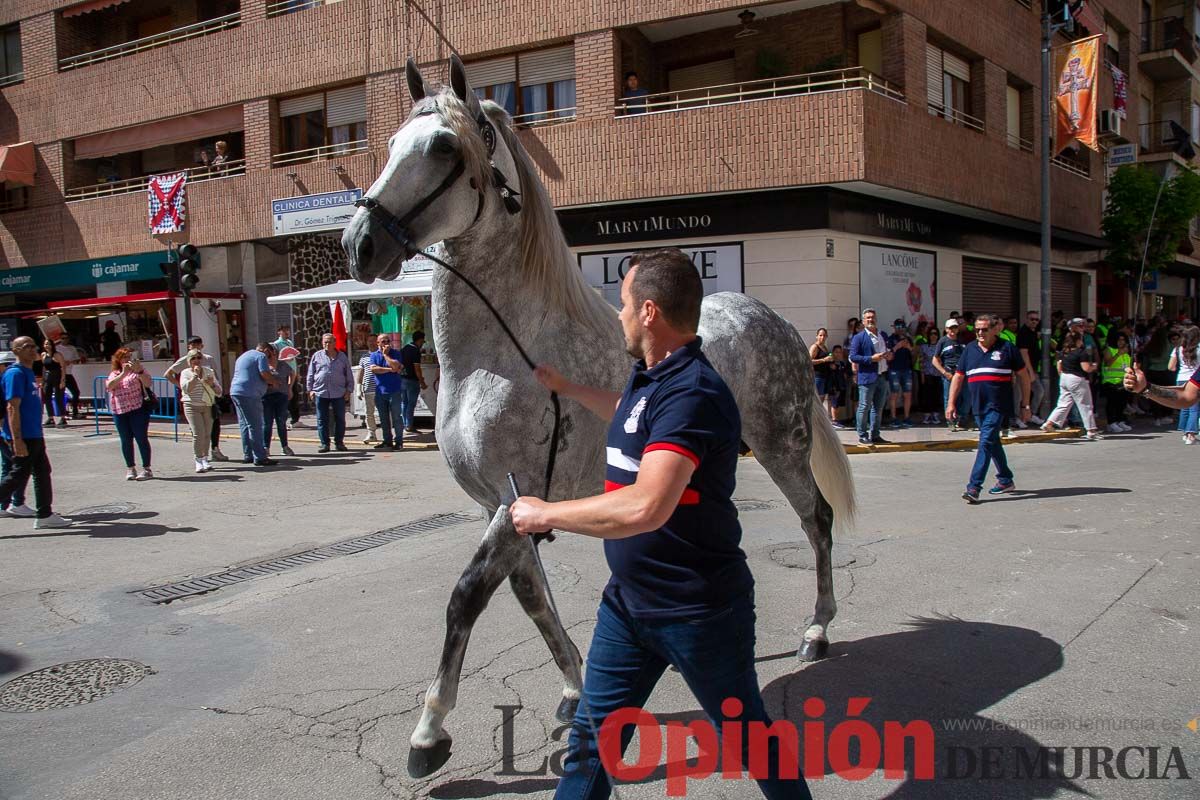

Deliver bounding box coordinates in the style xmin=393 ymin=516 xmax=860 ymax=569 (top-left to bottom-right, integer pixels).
xmin=356 ymin=234 xmax=374 ymax=266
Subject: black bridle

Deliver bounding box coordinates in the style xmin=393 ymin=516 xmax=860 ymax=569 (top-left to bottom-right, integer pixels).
xmin=353 ymin=113 xmax=520 ymax=260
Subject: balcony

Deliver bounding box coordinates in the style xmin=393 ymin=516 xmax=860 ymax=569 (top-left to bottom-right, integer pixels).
xmin=58 ymin=7 xmax=241 ymax=71
xmin=1139 ymin=17 xmax=1197 ymax=81
xmin=273 ymin=140 xmax=367 ymax=167
xmin=1052 ymin=151 xmax=1091 ymax=179
xmin=512 ymin=108 xmax=576 ymax=129
xmin=613 ymin=67 xmax=902 ymax=117
xmin=0 ymin=71 xmax=21 ymax=88
xmin=928 ymin=102 xmax=985 ymax=134
xmin=266 ymin=0 xmax=338 ymax=16
xmin=1006 ymin=132 xmax=1034 ymax=153
xmin=65 ymin=159 xmax=245 ymax=201
xmin=1137 ymin=120 xmax=1195 ymax=165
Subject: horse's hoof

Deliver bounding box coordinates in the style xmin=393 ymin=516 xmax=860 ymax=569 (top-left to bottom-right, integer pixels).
xmin=798 ymin=639 xmax=829 ymax=662
xmin=555 ymin=696 xmax=579 ymax=724
xmin=407 ymin=740 xmax=453 ymax=778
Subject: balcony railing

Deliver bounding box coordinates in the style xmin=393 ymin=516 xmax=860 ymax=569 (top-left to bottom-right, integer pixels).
xmin=65 ymin=159 xmax=246 ymax=201
xmin=59 ymin=12 xmax=241 ymax=71
xmin=928 ymin=102 xmax=985 ymax=133
xmin=1006 ymin=132 xmax=1034 ymax=153
xmin=511 ymin=108 xmax=576 ymax=128
xmin=1052 ymin=153 xmax=1090 ymax=179
xmin=273 ymin=139 xmax=367 ymax=167
xmin=1140 ymin=17 xmax=1196 ymax=61
xmin=612 ymin=67 xmax=904 ymax=116
xmin=0 ymin=71 xmax=23 ymax=88
xmin=1138 ymin=120 xmax=1194 ymax=156
xmin=267 ymin=0 xmax=333 ymax=16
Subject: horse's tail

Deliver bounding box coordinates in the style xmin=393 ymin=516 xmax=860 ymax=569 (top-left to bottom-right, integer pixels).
xmin=809 ymin=401 xmax=857 ymax=536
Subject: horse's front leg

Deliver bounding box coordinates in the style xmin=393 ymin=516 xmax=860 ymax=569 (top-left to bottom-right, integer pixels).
xmin=408 ymin=507 xmax=522 ymax=778
xmin=509 ymin=540 xmax=583 ymax=723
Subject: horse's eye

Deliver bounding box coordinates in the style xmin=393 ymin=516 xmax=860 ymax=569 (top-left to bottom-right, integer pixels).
xmin=429 ymin=133 xmax=457 ymax=156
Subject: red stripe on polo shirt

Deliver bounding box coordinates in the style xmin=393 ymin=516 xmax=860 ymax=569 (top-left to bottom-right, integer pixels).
xmin=967 ymin=375 xmax=1013 ymax=382
xmin=643 ymin=442 xmax=701 ymax=468
xmin=604 ymin=480 xmax=626 ymax=493
xmin=605 ymin=479 xmax=700 ymax=506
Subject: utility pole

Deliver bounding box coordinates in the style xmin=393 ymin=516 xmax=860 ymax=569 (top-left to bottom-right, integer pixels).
xmin=1040 ymin=8 xmax=1053 ymax=399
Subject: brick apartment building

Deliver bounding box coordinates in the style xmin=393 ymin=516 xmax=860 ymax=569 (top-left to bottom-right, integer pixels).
xmin=1 ymin=0 xmax=1198 ymax=385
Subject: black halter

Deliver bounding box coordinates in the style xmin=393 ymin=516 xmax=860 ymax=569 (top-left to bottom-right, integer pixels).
xmin=354 ymin=111 xmax=521 ymax=259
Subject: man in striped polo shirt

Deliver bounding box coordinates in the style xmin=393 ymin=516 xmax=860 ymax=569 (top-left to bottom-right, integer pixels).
xmin=946 ymin=313 xmax=1032 ymax=504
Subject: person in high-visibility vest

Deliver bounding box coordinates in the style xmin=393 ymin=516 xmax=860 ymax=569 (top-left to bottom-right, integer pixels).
xmin=1102 ymin=330 xmax=1133 ymax=433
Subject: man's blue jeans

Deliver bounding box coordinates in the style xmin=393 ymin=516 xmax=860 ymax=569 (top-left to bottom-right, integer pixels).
xmin=231 ymin=395 xmax=267 ymax=463
xmin=554 ymin=591 xmax=811 ymax=800
xmin=315 ymin=396 xmax=346 ymax=447
xmin=400 ymin=378 xmax=421 ymax=430
xmin=855 ymin=378 xmax=889 ymax=439
xmin=262 ymin=392 xmax=289 ymax=450
xmin=0 ymin=436 xmax=26 ymax=509
xmin=968 ymin=408 xmax=1013 ymax=491
xmin=1177 ymin=381 xmax=1199 ymax=433
xmin=374 ymin=391 xmax=404 ymax=446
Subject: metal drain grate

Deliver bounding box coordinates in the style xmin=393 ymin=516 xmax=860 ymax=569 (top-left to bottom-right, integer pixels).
xmin=0 ymin=659 xmax=153 ymax=713
xmin=134 ymin=511 xmax=475 ymax=604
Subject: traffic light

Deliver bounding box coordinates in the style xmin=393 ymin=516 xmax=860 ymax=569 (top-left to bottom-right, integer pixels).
xmin=159 ymin=261 xmax=180 ymax=293
xmin=179 ymin=243 xmax=201 ymax=291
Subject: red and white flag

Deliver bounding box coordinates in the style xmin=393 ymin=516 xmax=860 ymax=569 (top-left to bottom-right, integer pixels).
xmin=147 ymin=172 xmax=187 ymax=234
xmin=1109 ymin=63 xmax=1127 ymax=119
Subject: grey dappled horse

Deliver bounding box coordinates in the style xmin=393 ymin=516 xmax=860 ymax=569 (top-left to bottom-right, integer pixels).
xmin=341 ymin=55 xmax=857 ymax=778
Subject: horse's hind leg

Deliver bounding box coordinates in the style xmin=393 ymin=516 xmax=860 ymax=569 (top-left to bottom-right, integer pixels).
xmin=756 ymin=448 xmax=837 ymax=662
xmin=408 ymin=507 xmax=521 ymax=778
xmin=509 ymin=544 xmax=583 ymax=723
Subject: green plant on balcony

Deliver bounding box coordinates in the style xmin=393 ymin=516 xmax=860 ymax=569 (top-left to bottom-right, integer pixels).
xmin=1102 ymin=164 xmax=1200 ymax=278
xmin=755 ymin=49 xmax=788 ymax=79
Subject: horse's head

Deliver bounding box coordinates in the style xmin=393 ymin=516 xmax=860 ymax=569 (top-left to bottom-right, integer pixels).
xmin=342 ymin=54 xmax=521 ymax=282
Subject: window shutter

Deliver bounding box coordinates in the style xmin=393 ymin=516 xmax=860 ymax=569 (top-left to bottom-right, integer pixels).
xmin=942 ymin=51 xmax=970 ymax=82
xmin=962 ymin=260 xmax=1019 ymax=320
xmin=1006 ymin=85 xmax=1021 ymax=140
xmin=279 ymin=92 xmax=324 ymax=118
xmin=926 ymin=44 xmax=943 ymax=108
xmin=326 ymin=84 xmax=367 ymax=126
xmin=465 ymin=56 xmax=516 ymax=88
xmin=517 ymin=45 xmax=574 ymax=86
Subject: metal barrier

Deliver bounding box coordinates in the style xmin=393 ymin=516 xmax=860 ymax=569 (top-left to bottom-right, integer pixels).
xmin=88 ymin=376 xmax=179 ymax=442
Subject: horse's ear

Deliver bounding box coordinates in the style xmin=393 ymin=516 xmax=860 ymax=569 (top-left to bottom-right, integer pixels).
xmin=448 ymin=54 xmax=481 ymax=114
xmin=406 ymin=58 xmax=428 ymax=102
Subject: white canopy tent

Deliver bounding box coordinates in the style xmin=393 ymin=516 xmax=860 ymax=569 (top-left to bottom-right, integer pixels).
xmin=265 ymin=272 xmax=433 ymax=305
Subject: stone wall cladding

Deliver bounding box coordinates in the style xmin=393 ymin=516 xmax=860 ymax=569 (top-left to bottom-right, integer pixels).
xmin=287 ymin=232 xmax=350 ymax=375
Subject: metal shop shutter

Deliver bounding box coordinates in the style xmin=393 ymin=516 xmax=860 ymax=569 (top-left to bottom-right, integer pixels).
xmin=257 ymin=282 xmax=293 ymax=341
xmin=279 ymin=92 xmax=324 ymax=118
xmin=962 ymin=259 xmax=1019 ymax=319
xmin=466 ymin=56 xmax=516 ymax=88
xmin=326 ymin=84 xmax=367 ymax=126
xmin=518 ymin=45 xmax=574 ymax=86
xmin=668 ymin=58 xmax=736 ymax=92
xmin=1051 ymin=269 xmax=1084 ymax=318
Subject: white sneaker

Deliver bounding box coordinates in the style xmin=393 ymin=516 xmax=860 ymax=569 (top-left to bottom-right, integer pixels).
xmin=1083 ymin=431 xmax=1103 ymax=441
xmin=1106 ymin=423 xmax=1122 ymax=433
xmin=34 ymin=513 xmax=72 ymax=529
xmin=195 ymin=459 xmax=205 ymax=474
xmin=1185 ymin=434 xmax=1197 ymax=445
xmin=125 ymin=468 xmax=138 ymax=481
xmin=1118 ymin=422 xmax=1132 ymax=432
xmin=201 ymin=458 xmax=212 ymax=472
xmin=1029 ymin=414 xmax=1045 ymax=425
xmin=3 ymin=503 xmax=34 ymax=518
xmin=136 ymin=468 xmax=153 ymax=481
xmin=1013 ymin=419 xmax=1028 ymax=429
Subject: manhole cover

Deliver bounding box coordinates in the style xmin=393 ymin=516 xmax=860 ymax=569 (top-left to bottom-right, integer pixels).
xmin=0 ymin=659 xmax=153 ymax=713
xmin=66 ymin=502 xmax=138 ymax=517
xmin=734 ymin=499 xmax=777 ymax=512
xmin=768 ymin=542 xmax=876 ymax=571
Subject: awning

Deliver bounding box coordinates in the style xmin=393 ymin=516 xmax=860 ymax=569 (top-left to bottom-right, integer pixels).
xmin=18 ymin=291 xmax=242 ymax=318
xmin=74 ymin=105 xmax=244 ymax=160
xmin=0 ymin=142 xmax=36 ymax=187
xmin=267 ymin=273 xmax=434 ymax=305
xmin=62 ymin=0 xmax=133 ymax=18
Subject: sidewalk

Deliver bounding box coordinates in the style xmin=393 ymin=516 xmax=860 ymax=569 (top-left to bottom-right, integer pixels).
xmin=93 ymin=411 xmax=1103 ymax=455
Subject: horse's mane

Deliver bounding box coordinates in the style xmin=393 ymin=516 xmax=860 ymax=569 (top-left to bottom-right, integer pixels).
xmin=430 ymin=90 xmax=616 ymax=336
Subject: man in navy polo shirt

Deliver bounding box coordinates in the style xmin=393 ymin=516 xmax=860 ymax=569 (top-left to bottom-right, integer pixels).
xmin=946 ymin=313 xmax=1032 ymax=504
xmin=369 ymin=333 xmax=406 ymax=451
xmin=512 ymin=248 xmax=809 ymax=800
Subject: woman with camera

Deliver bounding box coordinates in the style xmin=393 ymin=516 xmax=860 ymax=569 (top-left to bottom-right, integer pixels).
xmin=105 ymin=347 xmax=154 ymax=480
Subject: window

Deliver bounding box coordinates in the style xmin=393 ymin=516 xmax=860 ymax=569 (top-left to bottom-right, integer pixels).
xmin=1141 ymin=1 xmax=1152 ymax=51
xmin=466 ymin=45 xmax=576 ymax=124
xmin=1104 ymin=22 xmax=1121 ymax=67
xmin=0 ymin=183 xmax=27 ymax=213
xmin=927 ymin=43 xmax=975 ymax=126
xmin=1192 ymin=102 xmax=1199 ymax=144
xmin=1 ymin=24 xmax=21 ymax=83
xmin=279 ymin=84 xmax=366 ymax=155
xmin=1006 ymin=85 xmax=1022 ymax=148
xmin=1139 ymin=94 xmax=1152 ymax=149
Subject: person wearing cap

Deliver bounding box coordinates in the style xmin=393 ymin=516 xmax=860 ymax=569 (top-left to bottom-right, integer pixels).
xmin=946 ymin=314 xmax=1032 ymax=504
xmin=0 ymin=337 xmax=71 ymax=528
xmin=885 ymin=319 xmax=915 ymax=428
xmin=0 ymin=350 xmax=33 ymax=518
xmin=933 ymin=319 xmax=970 ymax=431
xmin=165 ymin=336 xmax=230 ymax=462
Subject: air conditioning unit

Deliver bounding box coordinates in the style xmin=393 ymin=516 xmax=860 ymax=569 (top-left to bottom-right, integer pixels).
xmin=1099 ymin=109 xmax=1124 ymax=140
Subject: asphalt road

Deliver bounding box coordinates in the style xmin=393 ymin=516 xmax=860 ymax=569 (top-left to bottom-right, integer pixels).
xmin=0 ymin=424 xmax=1196 ymax=799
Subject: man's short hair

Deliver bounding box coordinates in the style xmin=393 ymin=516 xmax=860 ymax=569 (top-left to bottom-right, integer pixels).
xmin=977 ymin=313 xmax=1002 ymax=327
xmin=624 ymin=71 xmax=638 ymax=81
xmin=628 ymin=248 xmax=702 ymax=332
xmin=412 ymin=330 xmax=426 ymax=343
xmin=278 ymin=325 xmax=290 ymax=333
xmin=861 ymin=307 xmax=876 ymax=318
xmin=187 ymin=336 xmax=203 ymax=346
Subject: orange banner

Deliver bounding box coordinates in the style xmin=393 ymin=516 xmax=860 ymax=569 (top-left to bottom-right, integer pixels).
xmin=1055 ymin=35 xmax=1102 ymax=154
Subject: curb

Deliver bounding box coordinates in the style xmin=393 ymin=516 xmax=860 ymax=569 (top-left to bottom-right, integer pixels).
xmin=136 ymin=428 xmax=441 ymax=451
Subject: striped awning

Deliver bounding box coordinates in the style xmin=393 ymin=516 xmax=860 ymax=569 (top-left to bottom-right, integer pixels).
xmin=0 ymin=141 xmax=35 ymax=186
xmin=62 ymin=0 xmax=133 ymax=18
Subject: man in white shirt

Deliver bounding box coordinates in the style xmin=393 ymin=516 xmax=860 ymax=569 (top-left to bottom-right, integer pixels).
xmin=54 ymin=340 xmax=83 ymax=419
